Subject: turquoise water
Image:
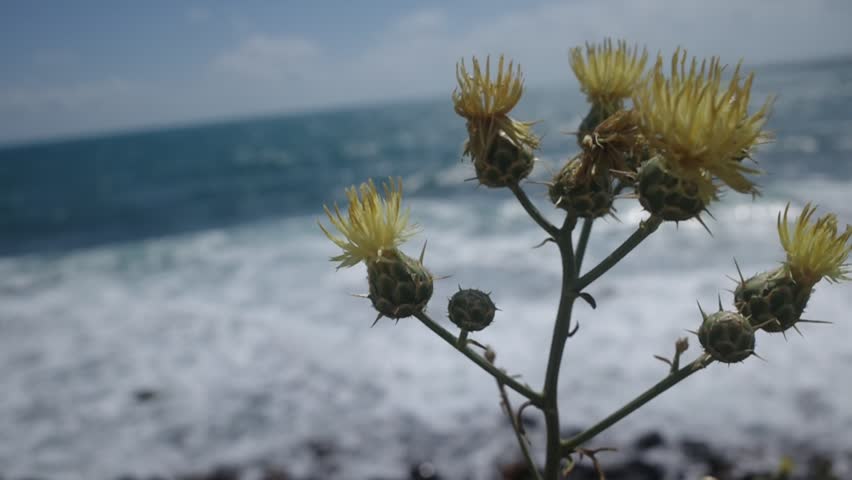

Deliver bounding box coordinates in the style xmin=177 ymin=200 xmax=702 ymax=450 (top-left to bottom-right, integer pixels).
xmin=1 ymin=58 xmax=851 ymax=479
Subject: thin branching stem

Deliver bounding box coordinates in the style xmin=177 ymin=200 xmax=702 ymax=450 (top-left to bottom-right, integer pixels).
xmin=509 ymin=183 xmax=560 ymax=238
xmin=574 ymin=218 xmax=594 ymax=275
xmin=541 ymin=217 xmax=577 ymax=479
xmin=497 ymin=380 xmax=544 ymax=480
xmin=561 ymin=354 xmax=714 ymax=453
xmin=576 ymin=215 xmax=663 ymax=290
xmin=415 ymin=311 xmax=544 ymax=405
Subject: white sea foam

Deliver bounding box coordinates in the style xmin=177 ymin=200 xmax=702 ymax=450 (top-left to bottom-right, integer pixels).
xmin=1 ymin=178 xmax=851 ymax=479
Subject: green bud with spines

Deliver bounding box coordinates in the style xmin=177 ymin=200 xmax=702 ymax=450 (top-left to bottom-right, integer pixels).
xmin=447 ymin=288 xmax=497 ymax=332
xmin=472 ymin=131 xmax=535 ymax=188
xmin=367 ymin=250 xmax=433 ymax=320
xmin=637 ymin=156 xmax=706 ymax=222
xmin=734 ymin=266 xmax=811 ymax=333
xmin=697 ymin=308 xmax=756 ymax=364
xmin=548 ymin=156 xmax=613 ymax=219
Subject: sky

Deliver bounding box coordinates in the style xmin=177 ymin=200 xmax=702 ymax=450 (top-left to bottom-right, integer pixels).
xmin=1 ymin=0 xmax=852 ymax=145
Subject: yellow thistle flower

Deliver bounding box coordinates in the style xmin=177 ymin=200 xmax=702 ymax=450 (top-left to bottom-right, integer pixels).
xmin=452 ymin=55 xmax=539 ymax=164
xmin=319 ymin=177 xmax=418 ymax=269
xmin=454 ymin=55 xmax=523 ymax=119
xmin=633 ymin=49 xmax=773 ymax=195
xmin=778 ymin=203 xmax=852 ymax=287
xmin=570 ymin=39 xmax=648 ymax=110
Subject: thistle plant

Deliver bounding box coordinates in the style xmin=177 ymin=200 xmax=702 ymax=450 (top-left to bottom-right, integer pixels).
xmin=319 ymin=40 xmax=852 ymax=479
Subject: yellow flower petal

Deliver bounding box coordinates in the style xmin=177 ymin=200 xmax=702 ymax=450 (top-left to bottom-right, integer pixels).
xmin=453 ymin=55 xmax=524 ymax=119
xmin=570 ymin=39 xmax=648 ymax=109
xmin=319 ymin=178 xmax=418 ymax=268
xmin=778 ymin=202 xmax=852 ymax=287
xmin=453 ymin=55 xmax=539 ymax=165
xmin=633 ymin=49 xmax=773 ymax=195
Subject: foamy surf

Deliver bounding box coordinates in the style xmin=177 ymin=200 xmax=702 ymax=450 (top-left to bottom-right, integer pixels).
xmin=1 ymin=175 xmax=850 ymax=479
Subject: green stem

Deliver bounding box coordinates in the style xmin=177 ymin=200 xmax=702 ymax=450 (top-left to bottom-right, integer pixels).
xmin=415 ymin=311 xmax=543 ymax=405
xmin=457 ymin=329 xmax=469 ymax=348
xmin=561 ymin=354 xmax=713 ymax=453
xmin=497 ymin=380 xmax=544 ymax=480
xmin=542 ymin=222 xmax=577 ymax=479
xmin=576 ymin=215 xmax=662 ymax=290
xmin=509 ymin=184 xmax=560 ymax=238
xmin=574 ymin=218 xmax=594 ymax=276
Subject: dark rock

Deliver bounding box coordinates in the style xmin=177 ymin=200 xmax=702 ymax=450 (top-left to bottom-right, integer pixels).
xmin=606 ymin=459 xmax=665 ymax=480
xmin=561 ymin=462 xmax=599 ymax=480
xmin=133 ymin=388 xmax=158 ymax=402
xmin=680 ymin=438 xmax=713 ymax=460
xmin=806 ymin=454 xmax=839 ymax=480
xmin=680 ymin=437 xmax=731 ymax=476
xmin=634 ymin=431 xmax=665 ymax=451
xmin=261 ymin=467 xmax=291 ymax=480
xmin=306 ymin=439 xmax=335 ymax=460
xmin=178 ymin=465 xmax=239 ymax=480
xmin=499 ymin=460 xmax=540 ymax=480
xmin=409 ymin=461 xmax=440 ymax=479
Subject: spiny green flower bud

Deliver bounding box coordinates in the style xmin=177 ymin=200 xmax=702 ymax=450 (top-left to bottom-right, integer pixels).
xmin=367 ymin=249 xmax=433 ymax=320
xmin=636 ymin=156 xmax=709 ymax=222
xmin=548 ymin=155 xmax=613 ymax=219
xmin=734 ymin=267 xmax=811 ymax=333
xmin=453 ymin=56 xmax=539 ymax=188
xmin=320 ymin=178 xmax=433 ymax=324
xmin=472 ymin=131 xmax=535 ymax=188
xmin=697 ymin=308 xmax=756 ymax=364
xmin=447 ymin=288 xmax=497 ymax=332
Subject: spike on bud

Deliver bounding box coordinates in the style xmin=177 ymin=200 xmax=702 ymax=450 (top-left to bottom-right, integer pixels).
xmin=448 ymin=288 xmax=497 ymax=332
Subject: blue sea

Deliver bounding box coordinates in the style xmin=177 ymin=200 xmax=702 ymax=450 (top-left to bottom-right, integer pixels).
xmin=1 ymin=58 xmax=852 ymax=479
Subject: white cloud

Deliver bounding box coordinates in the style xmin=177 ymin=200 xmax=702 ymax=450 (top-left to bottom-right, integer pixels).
xmin=214 ymin=34 xmax=322 ymax=81
xmin=390 ymin=9 xmax=447 ymax=35
xmin=210 ymin=0 xmax=852 ymax=114
xmin=4 ymin=0 xmax=852 ymax=143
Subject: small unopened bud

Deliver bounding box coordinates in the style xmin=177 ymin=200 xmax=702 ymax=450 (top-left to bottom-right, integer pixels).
xmin=448 ymin=288 xmax=497 ymax=332
xmin=637 ymin=156 xmax=707 ymax=221
xmin=484 ymin=348 xmax=496 ymax=363
xmin=675 ymin=337 xmax=689 ymax=354
xmin=548 ymin=155 xmax=613 ymax=219
xmin=697 ymin=308 xmax=756 ymax=364
xmin=473 ymin=131 xmax=535 ymax=188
